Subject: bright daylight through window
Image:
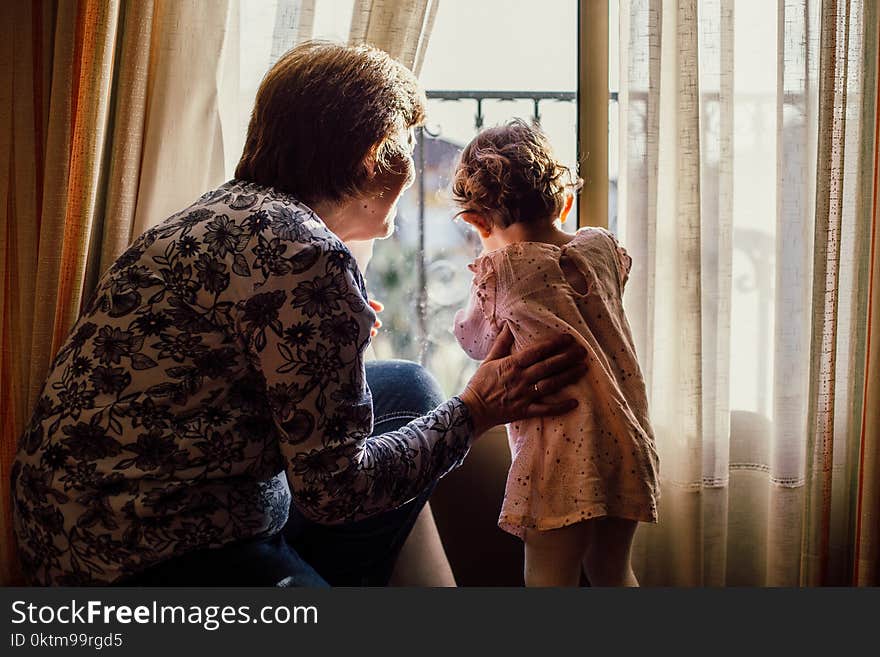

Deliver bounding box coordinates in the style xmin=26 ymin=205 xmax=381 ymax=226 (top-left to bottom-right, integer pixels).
xmin=234 ymin=0 xmax=592 ymax=396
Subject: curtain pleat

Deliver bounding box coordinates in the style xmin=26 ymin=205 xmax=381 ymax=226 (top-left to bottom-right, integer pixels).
xmin=27 ymin=0 xmax=78 ymax=415
xmin=95 ymin=0 xmax=154 ymax=277
xmin=131 ymin=0 xmax=235 ymax=238
xmin=803 ymin=0 xmax=856 ymax=586
xmin=49 ymin=0 xmax=120 ymax=356
xmin=627 ymin=0 xmax=706 ymax=587
xmin=697 ymin=0 xmax=734 ymax=585
xmin=619 ymin=0 xmax=661 ymax=392
xmin=1 ymin=0 xmax=31 ymax=587
xmin=411 ymin=0 xmax=438 ymax=79
xmin=271 ymin=0 xmax=316 ymax=62
xmin=828 ymin=0 xmax=870 ymax=586
xmin=767 ymin=0 xmax=817 ymax=587
xmin=349 ymin=0 xmax=437 ymax=75
xmin=854 ymin=0 xmax=880 ymax=587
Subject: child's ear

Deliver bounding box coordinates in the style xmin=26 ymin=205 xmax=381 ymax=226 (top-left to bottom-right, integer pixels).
xmin=559 ymin=193 xmax=574 ymax=224
xmin=460 ymin=212 xmax=493 ymax=238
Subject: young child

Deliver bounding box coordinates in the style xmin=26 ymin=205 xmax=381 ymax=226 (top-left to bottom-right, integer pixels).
xmin=451 ymin=120 xmax=659 ymax=587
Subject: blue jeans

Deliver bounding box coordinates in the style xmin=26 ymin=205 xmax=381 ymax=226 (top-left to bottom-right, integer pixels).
xmin=121 ymin=360 xmax=446 ymax=587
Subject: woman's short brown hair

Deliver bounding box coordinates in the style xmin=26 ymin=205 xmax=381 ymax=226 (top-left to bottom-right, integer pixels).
xmin=235 ymin=41 xmax=426 ymax=205
xmin=452 ymin=119 xmax=580 ymax=228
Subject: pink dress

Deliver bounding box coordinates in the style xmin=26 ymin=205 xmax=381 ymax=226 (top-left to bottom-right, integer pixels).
xmin=453 ymin=228 xmax=660 ymax=538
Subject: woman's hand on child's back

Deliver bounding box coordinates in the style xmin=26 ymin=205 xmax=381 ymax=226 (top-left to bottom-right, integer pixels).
xmin=459 ymin=325 xmax=586 ymax=436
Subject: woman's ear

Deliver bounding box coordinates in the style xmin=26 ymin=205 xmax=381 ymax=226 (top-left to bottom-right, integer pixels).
xmin=559 ymin=193 xmax=574 ymax=224
xmin=460 ymin=212 xmax=493 ymax=238
xmin=361 ymin=146 xmax=379 ymax=184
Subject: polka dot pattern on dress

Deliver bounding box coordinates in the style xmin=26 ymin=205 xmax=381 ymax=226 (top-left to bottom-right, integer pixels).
xmin=453 ymin=228 xmax=660 ymax=538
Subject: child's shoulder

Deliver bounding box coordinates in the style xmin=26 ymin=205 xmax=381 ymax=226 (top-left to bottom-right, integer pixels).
xmin=468 ymin=228 xmax=629 ymax=283
xmin=568 ymin=226 xmax=617 ymax=248
xmin=566 ymin=227 xmax=632 ymax=286
xmin=562 ymin=227 xmax=628 ymax=260
xmin=475 ymin=240 xmax=566 ymax=266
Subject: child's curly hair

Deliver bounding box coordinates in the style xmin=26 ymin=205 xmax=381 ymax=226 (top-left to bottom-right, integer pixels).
xmin=452 ymin=119 xmax=581 ymax=228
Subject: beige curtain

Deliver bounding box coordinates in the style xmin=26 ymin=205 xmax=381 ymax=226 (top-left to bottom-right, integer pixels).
xmin=349 ymin=0 xmax=438 ymax=75
xmin=0 ymin=0 xmax=236 ymax=585
xmin=131 ymin=0 xmax=237 ymax=240
xmin=620 ymin=0 xmax=879 ymax=586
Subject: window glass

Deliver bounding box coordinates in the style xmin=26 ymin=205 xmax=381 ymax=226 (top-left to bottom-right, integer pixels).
xmin=368 ymin=0 xmax=579 ymax=395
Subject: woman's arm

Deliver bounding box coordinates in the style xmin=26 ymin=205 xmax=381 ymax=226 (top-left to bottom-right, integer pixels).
xmin=239 ymin=241 xmax=474 ymax=524
xmin=238 ymin=229 xmax=586 ymax=525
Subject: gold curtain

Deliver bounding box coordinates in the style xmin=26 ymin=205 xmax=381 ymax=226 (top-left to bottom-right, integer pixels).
xmin=853 ymin=0 xmax=880 ymax=586
xmin=0 ymin=0 xmax=120 ymax=586
xmin=0 ymin=0 xmax=234 ymax=585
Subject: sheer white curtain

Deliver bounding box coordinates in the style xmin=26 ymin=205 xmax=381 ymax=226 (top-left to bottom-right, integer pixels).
xmin=134 ymin=0 xmax=440 ymax=254
xmin=619 ymin=0 xmax=876 ymax=586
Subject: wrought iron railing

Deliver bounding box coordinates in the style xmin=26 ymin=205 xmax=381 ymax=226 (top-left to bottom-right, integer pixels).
xmin=426 ymin=90 xmax=578 ymax=128
xmin=411 ymin=90 xmax=581 ymax=363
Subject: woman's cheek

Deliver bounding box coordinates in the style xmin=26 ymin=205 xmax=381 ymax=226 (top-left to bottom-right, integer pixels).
xmin=381 ymin=153 xmax=415 ymax=198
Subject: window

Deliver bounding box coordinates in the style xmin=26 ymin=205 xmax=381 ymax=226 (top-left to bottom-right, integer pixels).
xmin=368 ymin=0 xmax=584 ymax=396
xmin=232 ymin=0 xmax=613 ymax=398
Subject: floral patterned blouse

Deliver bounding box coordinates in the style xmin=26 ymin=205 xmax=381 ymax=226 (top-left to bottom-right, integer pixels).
xmin=11 ymin=180 xmax=473 ymax=585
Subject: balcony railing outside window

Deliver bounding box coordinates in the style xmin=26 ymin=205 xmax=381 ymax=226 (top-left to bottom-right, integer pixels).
xmin=366 ymin=91 xmax=581 ymax=395
xmin=366 ymin=86 xmax=785 ymax=400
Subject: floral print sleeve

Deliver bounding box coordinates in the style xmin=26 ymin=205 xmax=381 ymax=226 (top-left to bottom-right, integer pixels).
xmin=237 ymin=217 xmax=474 ymax=523
xmin=11 ymin=180 xmax=473 ymax=585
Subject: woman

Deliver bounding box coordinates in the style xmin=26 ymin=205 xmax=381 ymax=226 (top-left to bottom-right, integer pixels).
xmin=11 ymin=41 xmax=586 ymax=586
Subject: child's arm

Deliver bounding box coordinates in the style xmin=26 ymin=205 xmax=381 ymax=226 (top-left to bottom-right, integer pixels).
xmin=453 ymin=259 xmax=501 ymax=361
